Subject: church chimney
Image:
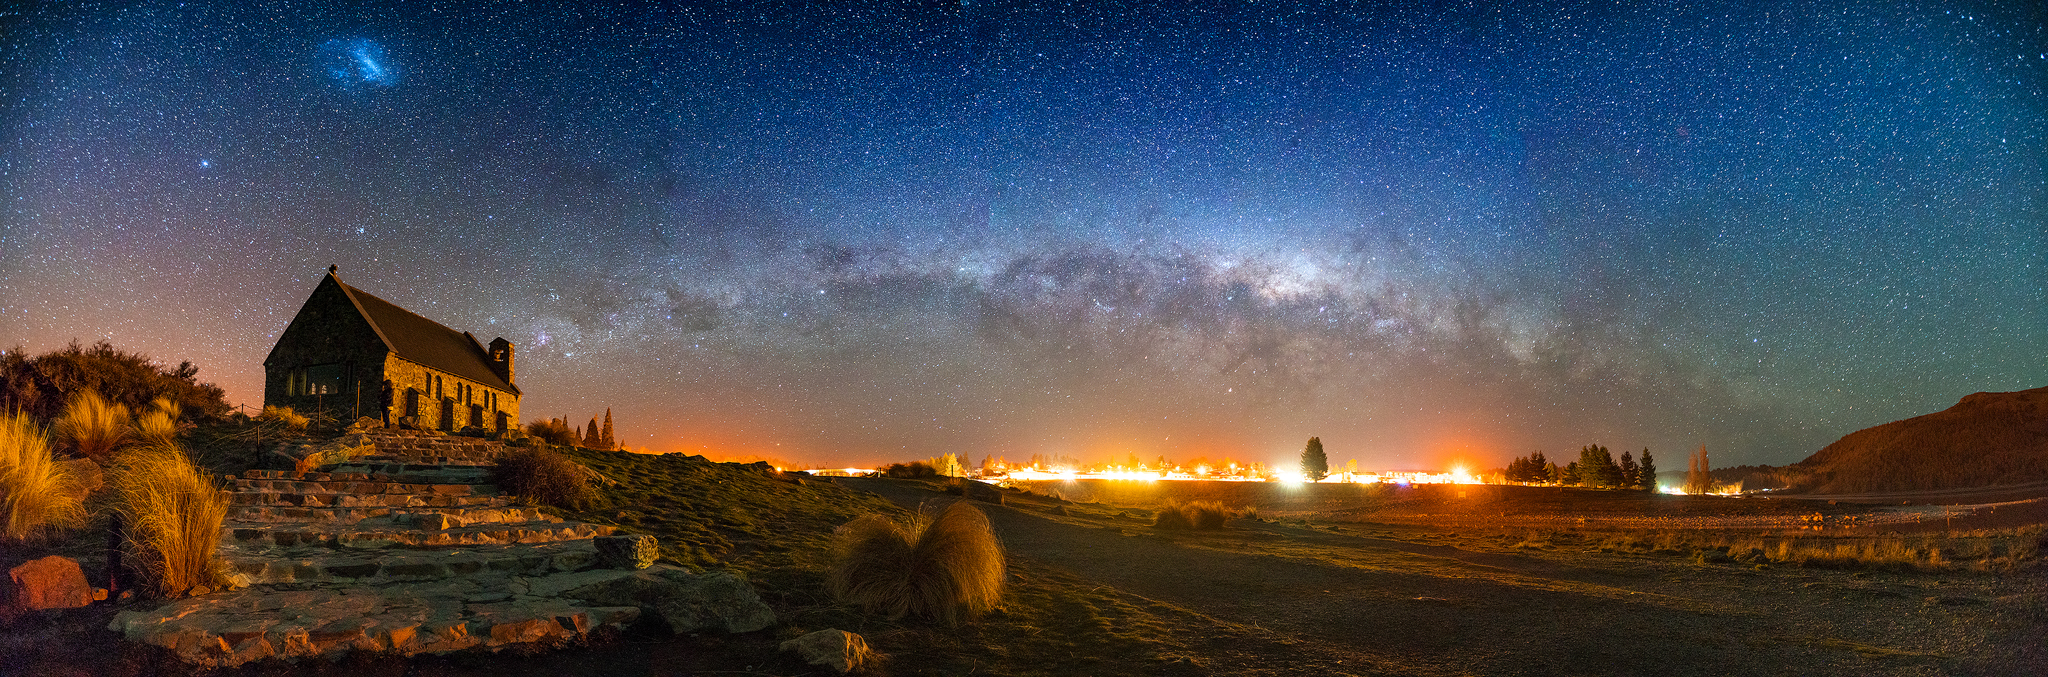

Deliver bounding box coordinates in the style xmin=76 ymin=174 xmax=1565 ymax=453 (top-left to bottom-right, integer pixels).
xmin=489 ymin=338 xmax=515 ymax=384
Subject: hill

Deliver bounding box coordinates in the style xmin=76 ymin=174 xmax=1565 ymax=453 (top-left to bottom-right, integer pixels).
xmin=1789 ymin=386 xmax=2048 ymax=494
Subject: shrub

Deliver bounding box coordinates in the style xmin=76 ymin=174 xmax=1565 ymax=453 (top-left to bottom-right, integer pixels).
xmin=0 ymin=412 xmax=87 ymax=542
xmin=525 ymin=418 xmax=576 ymax=446
xmin=0 ymin=341 xmax=230 ymax=423
xmin=1153 ymin=499 xmax=1234 ymax=530
xmin=882 ymin=461 xmax=938 ymax=479
xmin=828 ymin=501 xmax=1006 ymax=625
xmin=492 ymin=445 xmax=596 ymax=508
xmin=110 ymin=444 xmax=229 ymax=597
xmin=53 ymin=390 xmax=131 ymax=462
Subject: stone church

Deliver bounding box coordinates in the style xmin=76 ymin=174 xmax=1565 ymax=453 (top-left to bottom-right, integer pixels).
xmin=264 ymin=267 xmax=520 ymax=432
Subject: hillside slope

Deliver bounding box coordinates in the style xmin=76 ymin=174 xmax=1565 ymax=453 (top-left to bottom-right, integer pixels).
xmin=1791 ymin=386 xmax=2048 ymax=494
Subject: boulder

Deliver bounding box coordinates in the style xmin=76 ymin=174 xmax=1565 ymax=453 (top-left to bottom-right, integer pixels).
xmin=780 ymin=629 xmax=872 ymax=673
xmin=564 ymin=565 xmax=775 ymax=634
xmin=594 ymin=535 xmax=658 ymax=570
xmin=271 ymin=435 xmax=373 ymax=473
xmin=5 ymin=556 xmax=96 ymax=613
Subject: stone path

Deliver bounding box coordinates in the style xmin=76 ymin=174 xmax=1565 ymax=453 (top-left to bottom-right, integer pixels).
xmin=110 ymin=429 xmax=666 ymax=667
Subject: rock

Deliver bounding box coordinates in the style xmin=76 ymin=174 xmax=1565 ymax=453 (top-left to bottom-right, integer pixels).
xmin=345 ymin=417 xmax=381 ymax=433
xmin=577 ymin=464 xmax=620 ymax=487
xmin=594 ymin=535 xmax=658 ymax=569
xmin=780 ymin=629 xmax=872 ymax=673
xmin=5 ymin=555 xmax=96 ymax=613
xmin=403 ymin=512 xmax=466 ymax=530
xmin=271 ymin=435 xmax=374 ymax=473
xmin=564 ymin=565 xmax=776 ymax=634
xmin=652 ymin=571 xmax=778 ymax=634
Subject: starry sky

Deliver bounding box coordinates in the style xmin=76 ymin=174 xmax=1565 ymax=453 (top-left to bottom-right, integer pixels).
xmin=3 ymin=1 xmax=2043 ymax=470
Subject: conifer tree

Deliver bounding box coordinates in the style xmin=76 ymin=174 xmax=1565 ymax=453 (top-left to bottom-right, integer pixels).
xmin=1300 ymin=436 xmax=1329 ymax=481
xmin=1638 ymin=449 xmax=1658 ymax=492
xmin=1577 ymin=444 xmax=1621 ymax=488
xmin=600 ymin=408 xmax=615 ymax=449
xmin=1620 ymin=451 xmax=1640 ymax=489
xmin=584 ymin=416 xmax=601 ymax=448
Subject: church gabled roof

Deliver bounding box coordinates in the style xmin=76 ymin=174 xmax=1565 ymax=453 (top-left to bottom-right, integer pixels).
xmin=288 ymin=271 xmax=520 ymax=395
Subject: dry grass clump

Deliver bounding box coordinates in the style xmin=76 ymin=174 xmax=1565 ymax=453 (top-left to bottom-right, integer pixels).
xmin=0 ymin=412 xmax=87 ymax=542
xmin=1153 ymin=499 xmax=1235 ymax=530
xmin=828 ymin=501 xmax=1006 ymax=625
xmin=492 ymin=444 xmax=597 ymax=508
xmin=110 ymin=444 xmax=229 ymax=597
xmin=258 ymin=405 xmax=309 ymax=430
xmin=53 ymin=390 xmax=131 ymax=462
xmin=134 ymin=397 xmax=183 ymax=448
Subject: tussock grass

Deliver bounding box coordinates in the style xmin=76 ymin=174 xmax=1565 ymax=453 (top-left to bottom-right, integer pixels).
xmin=0 ymin=412 xmax=86 ymax=542
xmin=110 ymin=443 xmax=229 ymax=597
xmin=134 ymin=397 xmax=182 ymax=448
xmin=492 ymin=444 xmax=596 ymax=509
xmin=828 ymin=500 xmax=1006 ymax=625
xmin=53 ymin=390 xmax=130 ymax=462
xmin=258 ymin=405 xmax=308 ymax=430
xmin=1153 ymin=499 xmax=1235 ymax=530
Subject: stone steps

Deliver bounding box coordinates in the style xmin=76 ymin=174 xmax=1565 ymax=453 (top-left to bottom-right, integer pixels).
xmin=226 ymin=504 xmax=546 ymax=526
xmin=114 ymin=428 xmax=751 ymax=668
xmin=222 ymin=541 xmax=604 ymax=586
xmin=234 ymin=477 xmax=493 ymax=496
xmin=222 ymin=520 xmax=612 ymax=550
xmin=322 ymin=462 xmax=494 ymax=485
xmin=110 ymin=571 xmax=644 ymax=668
xmin=230 ymin=491 xmax=503 ymax=509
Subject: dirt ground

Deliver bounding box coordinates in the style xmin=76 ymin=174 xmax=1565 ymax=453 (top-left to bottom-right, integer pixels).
xmin=845 ymin=478 xmax=2047 ymax=677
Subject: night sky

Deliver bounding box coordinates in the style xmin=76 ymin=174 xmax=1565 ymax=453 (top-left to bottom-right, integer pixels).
xmin=3 ymin=1 xmax=2043 ymax=470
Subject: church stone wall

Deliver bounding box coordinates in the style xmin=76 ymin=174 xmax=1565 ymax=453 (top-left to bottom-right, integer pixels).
xmin=264 ymin=278 xmax=389 ymax=421
xmin=383 ymin=356 xmax=519 ymax=433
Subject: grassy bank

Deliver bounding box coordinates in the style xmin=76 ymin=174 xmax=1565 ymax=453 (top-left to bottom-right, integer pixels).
xmin=1491 ymin=525 xmax=2047 ymax=573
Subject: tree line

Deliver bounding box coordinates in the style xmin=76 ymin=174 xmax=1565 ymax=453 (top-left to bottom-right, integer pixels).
xmin=1505 ymin=445 xmax=1658 ymax=491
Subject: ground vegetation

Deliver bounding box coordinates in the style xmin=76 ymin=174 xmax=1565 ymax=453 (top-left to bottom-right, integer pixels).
xmin=491 ymin=444 xmax=597 ymax=509
xmin=827 ymin=500 xmax=1006 ymax=625
xmin=107 ymin=442 xmax=228 ymax=598
xmin=0 ymin=341 xmax=229 ymax=424
xmin=0 ymin=412 xmax=86 ymax=543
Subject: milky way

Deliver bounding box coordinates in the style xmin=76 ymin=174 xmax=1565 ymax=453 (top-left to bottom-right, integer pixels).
xmin=2 ymin=1 xmax=2042 ymax=468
